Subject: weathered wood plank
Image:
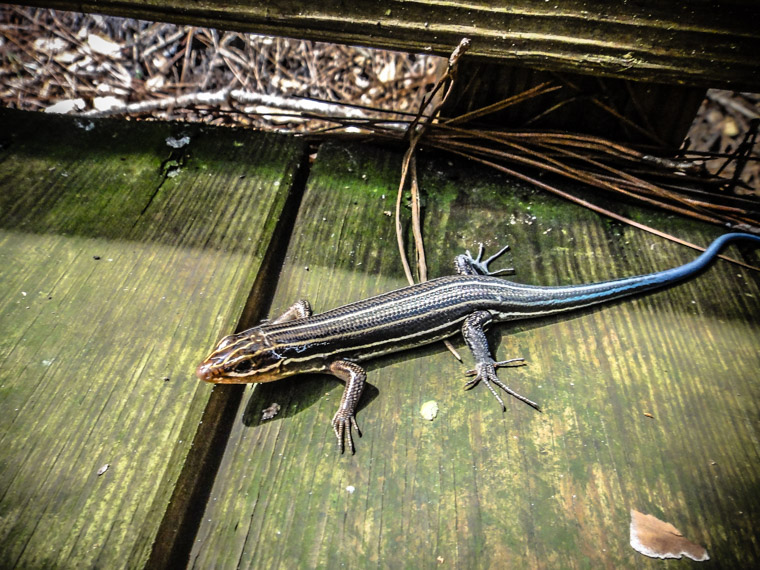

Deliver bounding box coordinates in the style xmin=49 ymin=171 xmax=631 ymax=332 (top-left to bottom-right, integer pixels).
xmin=190 ymin=141 xmax=760 ymax=567
xmin=17 ymin=0 xmax=760 ymax=90
xmin=0 ymin=109 xmax=305 ymax=568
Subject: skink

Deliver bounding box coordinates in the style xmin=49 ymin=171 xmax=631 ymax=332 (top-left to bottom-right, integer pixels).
xmin=196 ymin=232 xmax=760 ymax=452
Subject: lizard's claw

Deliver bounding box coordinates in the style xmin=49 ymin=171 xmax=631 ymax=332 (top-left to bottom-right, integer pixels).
xmin=464 ymin=359 xmax=540 ymax=411
xmin=332 ymin=410 xmax=361 ymax=454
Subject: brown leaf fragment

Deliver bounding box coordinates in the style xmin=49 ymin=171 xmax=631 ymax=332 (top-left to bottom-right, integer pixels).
xmin=630 ymin=509 xmax=709 ymax=561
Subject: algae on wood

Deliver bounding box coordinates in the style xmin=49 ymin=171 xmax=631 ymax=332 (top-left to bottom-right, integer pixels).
xmin=0 ymin=109 xmax=304 ymax=568
xmin=190 ymin=142 xmax=760 ymax=568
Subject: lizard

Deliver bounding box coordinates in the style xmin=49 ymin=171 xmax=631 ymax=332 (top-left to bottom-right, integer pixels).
xmin=196 ymin=232 xmax=760 ymax=453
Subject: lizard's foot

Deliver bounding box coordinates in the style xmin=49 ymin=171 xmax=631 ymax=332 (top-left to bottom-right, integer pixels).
xmin=462 ymin=243 xmax=514 ymax=276
xmin=332 ymin=410 xmax=362 ymax=454
xmin=464 ymin=359 xmax=540 ymax=411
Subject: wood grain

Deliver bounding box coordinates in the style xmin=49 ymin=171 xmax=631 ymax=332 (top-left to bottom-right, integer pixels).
xmin=189 ymin=141 xmax=760 ymax=568
xmin=0 ymin=109 xmax=305 ymax=568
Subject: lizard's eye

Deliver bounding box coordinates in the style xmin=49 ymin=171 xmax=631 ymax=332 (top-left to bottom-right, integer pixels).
xmin=232 ymin=360 xmax=253 ymax=375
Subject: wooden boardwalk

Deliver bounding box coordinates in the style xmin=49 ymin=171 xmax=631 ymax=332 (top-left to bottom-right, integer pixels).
xmin=1 ymin=108 xmax=758 ymax=568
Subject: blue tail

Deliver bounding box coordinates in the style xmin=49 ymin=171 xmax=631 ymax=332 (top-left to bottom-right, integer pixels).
xmin=662 ymin=233 xmax=760 ymax=280
xmin=532 ymin=232 xmax=760 ymax=311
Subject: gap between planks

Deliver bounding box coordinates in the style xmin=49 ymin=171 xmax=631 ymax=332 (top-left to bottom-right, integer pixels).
xmin=145 ymin=143 xmax=313 ymax=570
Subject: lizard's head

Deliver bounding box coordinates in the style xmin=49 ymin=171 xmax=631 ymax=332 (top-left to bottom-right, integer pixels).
xmin=195 ymin=328 xmax=286 ymax=383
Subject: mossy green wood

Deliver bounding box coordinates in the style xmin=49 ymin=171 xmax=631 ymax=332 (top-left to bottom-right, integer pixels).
xmin=190 ymin=141 xmax=760 ymax=568
xmin=0 ymin=109 xmax=304 ymax=568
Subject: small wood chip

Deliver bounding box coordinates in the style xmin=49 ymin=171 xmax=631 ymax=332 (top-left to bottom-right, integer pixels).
xmin=420 ymin=400 xmax=438 ymax=421
xmin=261 ymin=403 xmax=281 ymax=420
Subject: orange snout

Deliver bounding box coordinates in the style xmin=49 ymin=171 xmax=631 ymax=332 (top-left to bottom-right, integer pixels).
xmin=195 ymin=361 xmax=215 ymax=382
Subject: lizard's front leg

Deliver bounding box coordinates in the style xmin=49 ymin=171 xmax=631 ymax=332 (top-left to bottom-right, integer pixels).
xmin=329 ymin=360 xmax=366 ymax=453
xmin=270 ymin=300 xmax=312 ymax=323
xmin=461 ymin=310 xmax=539 ymax=411
xmin=455 ymin=243 xmax=514 ymax=276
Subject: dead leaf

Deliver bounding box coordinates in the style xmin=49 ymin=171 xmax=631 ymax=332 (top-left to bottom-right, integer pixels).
xmin=87 ymin=33 xmax=122 ymax=57
xmin=630 ymin=509 xmax=709 ymax=561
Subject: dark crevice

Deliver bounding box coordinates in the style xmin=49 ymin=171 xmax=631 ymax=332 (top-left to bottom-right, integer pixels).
xmin=144 ymin=141 xmax=315 ymax=570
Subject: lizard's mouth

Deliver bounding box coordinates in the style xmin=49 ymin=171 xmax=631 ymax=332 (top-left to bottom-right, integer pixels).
xmin=195 ymin=361 xmax=217 ymax=382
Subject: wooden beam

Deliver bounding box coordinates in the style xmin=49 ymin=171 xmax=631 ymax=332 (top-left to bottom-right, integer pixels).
xmin=0 ymin=108 xmax=305 ymax=568
xmin=16 ymin=0 xmax=760 ymax=90
xmin=189 ymin=141 xmax=760 ymax=567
